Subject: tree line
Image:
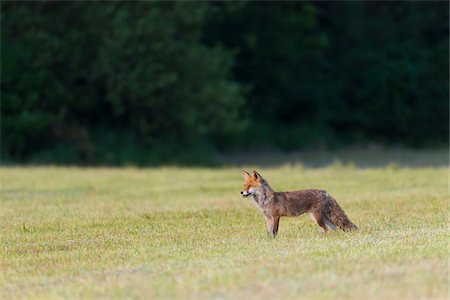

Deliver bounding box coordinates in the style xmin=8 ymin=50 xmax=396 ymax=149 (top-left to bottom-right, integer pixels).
xmin=2 ymin=1 xmax=448 ymax=165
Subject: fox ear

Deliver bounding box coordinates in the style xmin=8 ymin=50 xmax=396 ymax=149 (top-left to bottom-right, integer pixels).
xmin=253 ymin=170 xmax=262 ymax=181
xmin=242 ymin=170 xmax=251 ymax=179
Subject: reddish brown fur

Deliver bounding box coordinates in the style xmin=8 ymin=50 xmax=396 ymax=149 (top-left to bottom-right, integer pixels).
xmin=241 ymin=170 xmax=357 ymax=237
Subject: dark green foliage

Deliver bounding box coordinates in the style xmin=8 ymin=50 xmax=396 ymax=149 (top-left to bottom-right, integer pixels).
xmin=2 ymin=2 xmax=244 ymax=164
xmin=207 ymin=2 xmax=449 ymax=149
xmin=2 ymin=1 xmax=448 ymax=165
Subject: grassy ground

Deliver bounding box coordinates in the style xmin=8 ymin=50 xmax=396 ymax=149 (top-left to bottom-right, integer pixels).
xmin=1 ymin=159 xmax=448 ymax=299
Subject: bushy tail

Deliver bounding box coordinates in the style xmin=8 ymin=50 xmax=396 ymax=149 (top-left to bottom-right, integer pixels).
xmin=325 ymin=195 xmax=358 ymax=231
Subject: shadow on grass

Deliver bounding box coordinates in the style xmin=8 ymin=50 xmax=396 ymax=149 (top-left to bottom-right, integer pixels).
xmin=2 ymin=147 xmax=448 ymax=169
xmin=217 ymin=147 xmax=449 ymax=168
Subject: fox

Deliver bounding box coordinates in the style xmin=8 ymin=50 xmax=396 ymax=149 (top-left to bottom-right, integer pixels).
xmin=240 ymin=170 xmax=357 ymax=237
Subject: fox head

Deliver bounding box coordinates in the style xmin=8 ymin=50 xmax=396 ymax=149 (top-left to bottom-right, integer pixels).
xmin=241 ymin=170 xmax=262 ymax=197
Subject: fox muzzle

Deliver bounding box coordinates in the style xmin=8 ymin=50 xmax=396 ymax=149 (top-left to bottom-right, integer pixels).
xmin=241 ymin=190 xmax=251 ymax=197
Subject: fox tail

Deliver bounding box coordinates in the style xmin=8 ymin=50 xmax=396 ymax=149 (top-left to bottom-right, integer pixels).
xmin=325 ymin=194 xmax=358 ymax=231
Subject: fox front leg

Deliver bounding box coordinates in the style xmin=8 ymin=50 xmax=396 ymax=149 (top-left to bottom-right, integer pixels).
xmin=265 ymin=216 xmax=280 ymax=238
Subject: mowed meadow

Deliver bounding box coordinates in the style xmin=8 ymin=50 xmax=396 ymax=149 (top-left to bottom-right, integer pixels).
xmin=1 ymin=155 xmax=448 ymax=299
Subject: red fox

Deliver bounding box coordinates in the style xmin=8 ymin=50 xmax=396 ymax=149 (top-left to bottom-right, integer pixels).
xmin=241 ymin=170 xmax=357 ymax=237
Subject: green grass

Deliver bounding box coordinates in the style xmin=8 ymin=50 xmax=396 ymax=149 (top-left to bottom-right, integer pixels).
xmin=0 ymin=163 xmax=448 ymax=299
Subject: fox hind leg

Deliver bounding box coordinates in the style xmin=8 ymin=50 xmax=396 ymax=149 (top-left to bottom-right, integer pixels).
xmin=310 ymin=212 xmax=328 ymax=234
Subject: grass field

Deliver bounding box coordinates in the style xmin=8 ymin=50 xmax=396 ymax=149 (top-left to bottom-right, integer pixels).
xmin=1 ymin=156 xmax=448 ymax=299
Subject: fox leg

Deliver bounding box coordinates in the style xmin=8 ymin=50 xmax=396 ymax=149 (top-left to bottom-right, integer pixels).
xmin=273 ymin=216 xmax=280 ymax=237
xmin=265 ymin=216 xmax=280 ymax=238
xmin=310 ymin=212 xmax=328 ymax=234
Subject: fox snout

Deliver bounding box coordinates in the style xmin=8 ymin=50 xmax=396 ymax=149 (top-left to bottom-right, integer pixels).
xmin=241 ymin=190 xmax=251 ymax=197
